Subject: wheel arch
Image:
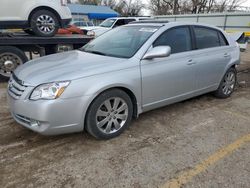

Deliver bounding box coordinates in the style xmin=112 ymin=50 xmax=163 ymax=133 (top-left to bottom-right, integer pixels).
xmin=83 ymin=86 xmax=139 ymax=130
xmin=28 ymin=6 xmax=62 ymax=27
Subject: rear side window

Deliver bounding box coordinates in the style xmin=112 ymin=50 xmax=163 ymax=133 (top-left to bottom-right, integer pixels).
xmin=153 ymin=27 xmax=192 ymax=54
xmin=194 ymin=27 xmax=220 ymax=49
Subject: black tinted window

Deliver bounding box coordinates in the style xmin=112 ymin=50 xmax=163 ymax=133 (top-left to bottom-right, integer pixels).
xmin=194 ymin=27 xmax=220 ymax=49
xmin=218 ymin=32 xmax=228 ymax=46
xmin=124 ymin=19 xmax=136 ymax=24
xmin=114 ymin=19 xmax=126 ymax=27
xmin=153 ymin=27 xmax=192 ymax=54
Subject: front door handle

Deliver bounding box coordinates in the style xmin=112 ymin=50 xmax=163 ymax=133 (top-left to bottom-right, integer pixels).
xmin=187 ymin=59 xmax=196 ymax=65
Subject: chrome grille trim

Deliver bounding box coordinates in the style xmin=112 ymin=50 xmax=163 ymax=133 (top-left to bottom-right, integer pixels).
xmin=8 ymin=74 xmax=27 ymax=100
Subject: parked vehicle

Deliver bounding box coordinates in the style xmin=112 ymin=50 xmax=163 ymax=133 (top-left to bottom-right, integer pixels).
xmin=0 ymin=32 xmax=92 ymax=79
xmin=71 ymin=21 xmax=96 ymax=34
xmin=8 ymin=21 xmax=240 ymax=139
xmin=0 ymin=0 xmax=72 ymax=37
xmin=86 ymin=17 xmax=152 ymax=37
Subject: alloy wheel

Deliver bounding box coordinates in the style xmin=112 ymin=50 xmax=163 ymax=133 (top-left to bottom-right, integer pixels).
xmin=96 ymin=97 xmax=129 ymax=134
xmin=222 ymin=71 xmax=236 ymax=95
xmin=36 ymin=15 xmax=56 ymax=34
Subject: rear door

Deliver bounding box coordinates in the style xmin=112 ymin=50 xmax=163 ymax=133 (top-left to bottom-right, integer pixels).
xmin=192 ymin=26 xmax=231 ymax=90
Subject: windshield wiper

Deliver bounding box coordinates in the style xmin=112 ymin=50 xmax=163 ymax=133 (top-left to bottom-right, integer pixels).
xmin=82 ymin=50 xmax=107 ymax=56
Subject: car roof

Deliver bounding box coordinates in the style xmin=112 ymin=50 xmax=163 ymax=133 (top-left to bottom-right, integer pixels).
xmin=128 ymin=20 xmax=225 ymax=32
xmin=107 ymin=17 xmax=152 ymax=20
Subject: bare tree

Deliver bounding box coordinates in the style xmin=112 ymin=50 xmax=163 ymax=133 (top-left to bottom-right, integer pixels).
xmin=150 ymin=0 xmax=245 ymax=15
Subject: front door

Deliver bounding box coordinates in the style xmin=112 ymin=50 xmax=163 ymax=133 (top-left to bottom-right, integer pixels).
xmin=140 ymin=26 xmax=196 ymax=111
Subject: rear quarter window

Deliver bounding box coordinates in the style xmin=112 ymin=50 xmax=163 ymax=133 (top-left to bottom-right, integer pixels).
xmin=218 ymin=32 xmax=229 ymax=46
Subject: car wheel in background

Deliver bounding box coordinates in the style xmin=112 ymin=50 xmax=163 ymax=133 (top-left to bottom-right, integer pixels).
xmin=214 ymin=67 xmax=237 ymax=98
xmin=0 ymin=46 xmax=28 ymax=80
xmin=85 ymin=89 xmax=133 ymax=139
xmin=30 ymin=10 xmax=59 ymax=37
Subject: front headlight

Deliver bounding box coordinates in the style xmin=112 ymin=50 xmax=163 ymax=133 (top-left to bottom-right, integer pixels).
xmin=30 ymin=81 xmax=70 ymax=101
xmin=87 ymin=30 xmax=95 ymax=36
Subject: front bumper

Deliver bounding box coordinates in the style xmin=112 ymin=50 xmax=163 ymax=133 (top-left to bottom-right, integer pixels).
xmin=8 ymin=93 xmax=90 ymax=136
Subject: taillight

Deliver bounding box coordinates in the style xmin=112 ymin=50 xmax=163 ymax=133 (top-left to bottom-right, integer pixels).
xmin=61 ymin=0 xmax=67 ymax=6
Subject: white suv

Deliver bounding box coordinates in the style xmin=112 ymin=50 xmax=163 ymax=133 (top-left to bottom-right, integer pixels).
xmin=0 ymin=0 xmax=72 ymax=37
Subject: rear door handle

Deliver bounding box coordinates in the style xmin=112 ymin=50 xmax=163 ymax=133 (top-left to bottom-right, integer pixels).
xmin=187 ymin=59 xmax=196 ymax=65
xmin=224 ymin=53 xmax=230 ymax=57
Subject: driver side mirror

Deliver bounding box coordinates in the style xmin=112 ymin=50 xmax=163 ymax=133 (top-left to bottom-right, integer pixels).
xmin=143 ymin=46 xmax=171 ymax=60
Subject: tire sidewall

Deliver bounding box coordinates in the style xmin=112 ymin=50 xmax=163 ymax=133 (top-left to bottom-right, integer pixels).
xmin=30 ymin=10 xmax=59 ymax=37
xmin=86 ymin=89 xmax=133 ymax=140
xmin=215 ymin=67 xmax=237 ymax=98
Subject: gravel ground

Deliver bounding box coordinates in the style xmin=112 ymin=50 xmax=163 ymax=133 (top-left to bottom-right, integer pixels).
xmin=0 ymin=46 xmax=249 ymax=188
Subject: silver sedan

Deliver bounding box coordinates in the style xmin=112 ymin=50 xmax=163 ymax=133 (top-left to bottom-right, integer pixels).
xmin=7 ymin=21 xmax=240 ymax=139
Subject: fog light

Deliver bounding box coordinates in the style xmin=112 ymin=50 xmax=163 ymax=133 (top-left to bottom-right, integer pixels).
xmin=30 ymin=120 xmax=40 ymax=127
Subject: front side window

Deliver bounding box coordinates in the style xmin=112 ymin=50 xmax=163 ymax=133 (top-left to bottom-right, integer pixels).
xmin=153 ymin=27 xmax=192 ymax=54
xmin=114 ymin=19 xmax=126 ymax=27
xmin=82 ymin=26 xmax=159 ymax=58
xmin=124 ymin=19 xmax=136 ymax=24
xmin=194 ymin=27 xmax=220 ymax=49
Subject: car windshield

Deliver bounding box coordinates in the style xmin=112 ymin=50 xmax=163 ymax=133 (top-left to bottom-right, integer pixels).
xmin=81 ymin=26 xmax=159 ymax=58
xmin=99 ymin=19 xmax=116 ymax=28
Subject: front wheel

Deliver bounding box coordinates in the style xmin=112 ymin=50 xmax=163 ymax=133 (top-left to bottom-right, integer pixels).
xmin=85 ymin=89 xmax=133 ymax=139
xmin=214 ymin=67 xmax=237 ymax=98
xmin=30 ymin=10 xmax=59 ymax=37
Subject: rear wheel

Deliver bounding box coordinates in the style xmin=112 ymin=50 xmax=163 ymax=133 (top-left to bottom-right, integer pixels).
xmin=214 ymin=67 xmax=237 ymax=98
xmin=85 ymin=89 xmax=133 ymax=139
xmin=0 ymin=47 xmax=28 ymax=80
xmin=30 ymin=10 xmax=59 ymax=37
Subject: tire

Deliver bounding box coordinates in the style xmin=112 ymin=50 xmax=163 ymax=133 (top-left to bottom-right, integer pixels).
xmin=214 ymin=67 xmax=237 ymax=99
xmin=85 ymin=89 xmax=133 ymax=140
xmin=30 ymin=10 xmax=59 ymax=37
xmin=0 ymin=46 xmax=28 ymax=80
xmin=23 ymin=29 xmax=34 ymax=35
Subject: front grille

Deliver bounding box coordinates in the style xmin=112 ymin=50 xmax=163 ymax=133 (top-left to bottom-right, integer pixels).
xmin=15 ymin=114 xmax=31 ymax=125
xmin=8 ymin=74 xmax=27 ymax=100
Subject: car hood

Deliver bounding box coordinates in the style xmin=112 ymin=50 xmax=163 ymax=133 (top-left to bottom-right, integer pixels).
xmin=14 ymin=50 xmax=128 ymax=86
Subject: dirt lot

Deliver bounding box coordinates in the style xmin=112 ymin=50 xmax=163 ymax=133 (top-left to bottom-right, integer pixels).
xmin=0 ymin=47 xmax=250 ymax=188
